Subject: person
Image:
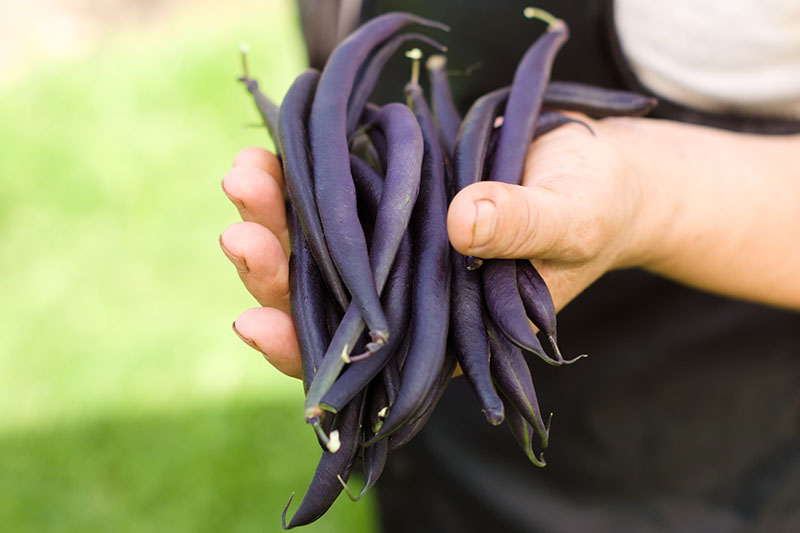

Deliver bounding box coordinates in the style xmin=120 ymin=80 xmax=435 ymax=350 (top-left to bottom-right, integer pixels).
xmin=220 ymin=1 xmax=800 ymax=530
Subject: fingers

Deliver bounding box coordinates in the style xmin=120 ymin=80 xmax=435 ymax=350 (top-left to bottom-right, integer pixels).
xmin=233 ymin=307 xmax=302 ymax=379
xmin=224 ymin=147 xmax=290 ymax=254
xmin=448 ymin=180 xmax=605 ymax=262
xmin=219 ymin=221 xmax=291 ymax=313
xmin=232 ymin=146 xmax=284 ymax=189
xmin=222 ymin=166 xmax=290 ymax=255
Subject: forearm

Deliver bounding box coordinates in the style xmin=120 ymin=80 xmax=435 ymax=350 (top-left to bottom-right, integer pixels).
xmin=607 ymin=117 xmax=800 ymax=310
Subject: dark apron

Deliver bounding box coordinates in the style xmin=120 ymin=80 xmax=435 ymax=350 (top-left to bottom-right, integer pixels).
xmin=303 ymin=1 xmax=800 ymax=530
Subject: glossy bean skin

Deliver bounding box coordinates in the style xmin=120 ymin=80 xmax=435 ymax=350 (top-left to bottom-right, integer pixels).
xmin=304 ymin=103 xmax=423 ymax=422
xmin=287 ymin=203 xmax=330 ymax=393
xmin=499 ymin=390 xmax=547 ymax=467
xmin=450 ymin=254 xmax=505 ymax=425
xmin=516 ymin=259 xmax=557 ymax=341
xmin=372 ymin=82 xmax=451 ymax=440
xmin=478 ymin=19 xmax=569 ymax=367
xmin=544 ymin=81 xmax=657 ymax=117
xmin=278 ymin=69 xmax=350 ymax=311
xmin=488 ymin=18 xmax=567 ymax=186
xmin=486 ymin=318 xmax=550 ymax=454
xmin=347 ymin=32 xmax=446 ymax=137
xmin=387 ymin=350 xmax=457 ymax=452
xmin=318 ymin=156 xmax=412 ymax=413
xmin=453 ymin=87 xmax=510 ymax=191
xmin=282 ymin=391 xmax=366 ymax=529
xmin=482 ymin=259 xmax=558 ymax=364
xmin=310 ymin=13 xmax=447 ymax=344
xmin=425 ymin=54 xmax=461 ymax=158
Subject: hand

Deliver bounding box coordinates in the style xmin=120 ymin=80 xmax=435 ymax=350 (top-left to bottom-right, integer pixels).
xmin=447 ymin=116 xmax=657 ymax=312
xmin=221 ymin=119 xmax=651 ymax=380
xmin=220 ymin=147 xmax=303 ymax=378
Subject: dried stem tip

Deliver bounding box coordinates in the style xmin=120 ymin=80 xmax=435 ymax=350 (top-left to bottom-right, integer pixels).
xmin=523 ymin=7 xmax=560 ymax=28
xmin=405 ymin=47 xmax=423 ymax=85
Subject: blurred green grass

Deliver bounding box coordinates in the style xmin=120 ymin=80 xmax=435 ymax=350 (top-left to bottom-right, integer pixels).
xmin=0 ymin=1 xmax=377 ymax=530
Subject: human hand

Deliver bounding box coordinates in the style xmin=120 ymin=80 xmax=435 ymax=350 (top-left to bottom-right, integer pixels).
xmin=220 ymin=147 xmax=303 ymax=379
xmin=221 ymin=119 xmax=656 ymax=380
xmin=447 ymin=115 xmax=664 ymax=313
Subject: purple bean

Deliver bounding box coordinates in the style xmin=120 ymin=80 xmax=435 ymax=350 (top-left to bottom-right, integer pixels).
xmin=287 ymin=202 xmax=330 ymax=393
xmin=449 ymin=252 xmax=505 ymax=425
xmin=499 ymin=390 xmax=548 ymax=467
xmin=278 ymin=69 xmax=350 ymax=311
xmin=486 ymin=317 xmax=550 ymax=453
xmin=453 ymin=87 xmax=509 ymax=192
xmin=544 ymin=81 xmax=657 ymax=117
xmin=381 ymin=357 xmax=401 ymax=405
xmin=386 ymin=350 xmax=457 ymax=452
xmin=533 ymin=109 xmax=594 ymax=137
xmin=371 ymin=80 xmax=451 ymax=440
xmin=347 ymin=33 xmax=447 ymax=136
xmin=481 ymin=259 xmax=560 ymax=365
xmin=304 ymin=103 xmax=423 ymax=426
xmin=425 ymin=54 xmax=461 ymax=158
xmin=282 ymin=391 xmax=366 ymax=529
xmin=239 ymin=75 xmax=281 ymax=154
xmin=320 ymin=220 xmax=412 ymax=411
xmin=488 ymin=15 xmax=567 ymax=186
xmin=310 ymin=13 xmax=447 ymax=346
xmin=516 ymin=260 xmax=586 ymax=365
xmin=339 ymin=382 xmax=390 ymax=501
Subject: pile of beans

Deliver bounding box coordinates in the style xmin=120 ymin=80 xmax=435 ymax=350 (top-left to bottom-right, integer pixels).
xmin=238 ymin=9 xmax=655 ymax=528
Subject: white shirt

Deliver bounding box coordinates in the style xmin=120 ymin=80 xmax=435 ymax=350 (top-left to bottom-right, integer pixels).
xmin=615 ymin=0 xmax=800 ymax=118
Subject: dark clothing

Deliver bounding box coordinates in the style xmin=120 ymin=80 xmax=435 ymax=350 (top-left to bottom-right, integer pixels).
xmin=304 ymin=0 xmax=800 ymax=530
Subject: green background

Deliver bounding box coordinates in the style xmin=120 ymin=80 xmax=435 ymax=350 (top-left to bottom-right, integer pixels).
xmin=0 ymin=0 xmax=377 ymax=530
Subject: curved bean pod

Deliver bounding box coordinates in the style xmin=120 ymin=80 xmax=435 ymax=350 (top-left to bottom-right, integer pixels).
xmin=544 ymin=81 xmax=657 ymax=117
xmin=499 ymin=390 xmax=547 ymax=467
xmin=516 ymin=259 xmax=586 ymax=365
xmin=386 ymin=350 xmax=457 ymax=452
xmin=486 ymin=317 xmax=550 ymax=452
xmin=347 ymin=32 xmax=447 ymax=137
xmin=425 ymin=54 xmax=461 ymax=158
xmin=338 ymin=382 xmax=390 ymax=501
xmin=488 ymin=15 xmax=567 ymax=186
xmin=287 ymin=203 xmax=330 ymax=393
xmin=282 ymin=391 xmax=366 ymax=529
xmin=450 ymin=253 xmax=505 ymax=425
xmin=310 ymin=13 xmax=447 ymax=346
xmin=304 ymin=103 xmax=423 ymax=425
xmin=533 ymin=109 xmax=594 ymax=137
xmin=372 ymin=81 xmax=451 ymax=440
xmin=319 ymin=156 xmax=413 ymax=413
xmin=481 ymin=259 xmax=559 ymax=365
xmin=278 ymin=69 xmax=350 ymax=311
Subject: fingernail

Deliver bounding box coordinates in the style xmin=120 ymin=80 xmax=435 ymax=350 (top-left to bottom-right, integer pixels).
xmin=232 ymin=320 xmax=269 ymax=360
xmin=221 ymin=178 xmax=246 ymax=211
xmin=219 ymin=234 xmax=249 ymax=273
xmin=471 ymin=200 xmax=497 ymax=249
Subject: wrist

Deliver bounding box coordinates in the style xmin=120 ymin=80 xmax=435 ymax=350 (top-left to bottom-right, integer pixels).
xmin=594 ymin=116 xmax=681 ymax=271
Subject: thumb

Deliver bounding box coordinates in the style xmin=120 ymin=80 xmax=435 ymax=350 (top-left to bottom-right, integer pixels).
xmin=447 ymin=181 xmax=596 ymax=261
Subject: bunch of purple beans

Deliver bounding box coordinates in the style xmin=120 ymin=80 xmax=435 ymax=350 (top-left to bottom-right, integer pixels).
xmin=237 ymin=9 xmax=656 ymax=529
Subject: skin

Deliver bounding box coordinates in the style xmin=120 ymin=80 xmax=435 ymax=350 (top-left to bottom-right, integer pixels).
xmin=221 ymin=118 xmax=800 ymax=380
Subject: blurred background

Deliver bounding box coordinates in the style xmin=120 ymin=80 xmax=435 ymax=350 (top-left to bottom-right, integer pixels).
xmin=0 ymin=0 xmax=376 ymax=530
